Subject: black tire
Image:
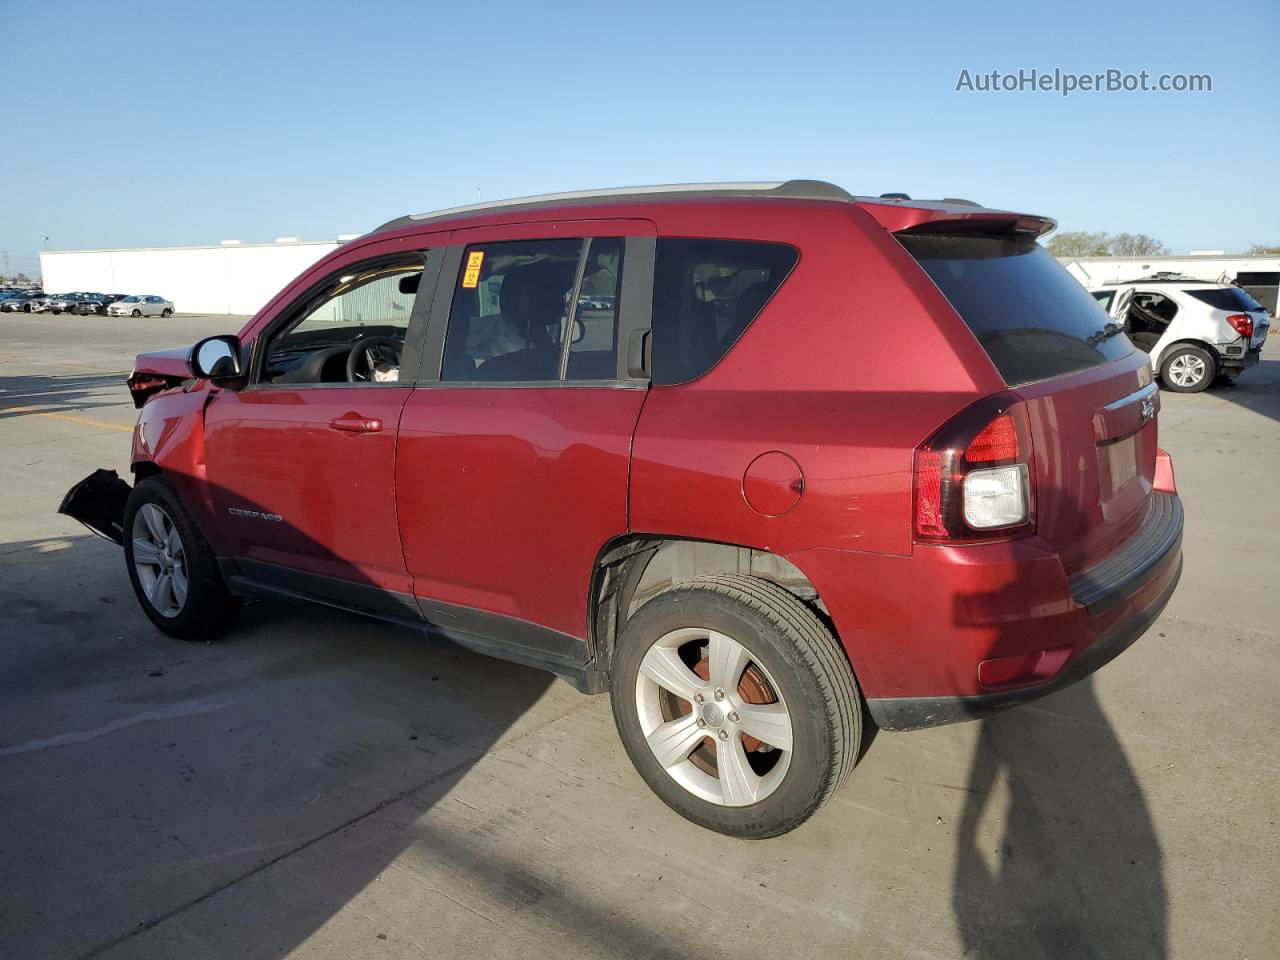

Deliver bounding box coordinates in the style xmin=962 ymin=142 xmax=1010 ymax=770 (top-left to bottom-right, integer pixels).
xmin=1159 ymin=344 xmax=1216 ymax=393
xmin=123 ymin=475 xmax=241 ymax=640
xmin=161 ymin=308 xmax=172 ymax=317
xmin=131 ymin=308 xmax=142 ymax=318
xmin=610 ymin=574 xmax=861 ymax=838
xmin=23 ymin=303 xmax=31 ymax=312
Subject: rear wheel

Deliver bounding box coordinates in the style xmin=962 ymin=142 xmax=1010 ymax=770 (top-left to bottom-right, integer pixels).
xmin=131 ymin=308 xmax=142 ymax=318
xmin=1160 ymin=345 xmax=1215 ymax=393
xmin=123 ymin=476 xmax=241 ymax=639
xmin=610 ymin=575 xmax=861 ymax=838
xmin=161 ymin=308 xmax=172 ymax=317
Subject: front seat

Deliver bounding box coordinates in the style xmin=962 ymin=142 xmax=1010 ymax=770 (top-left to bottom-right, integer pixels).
xmin=477 ymin=262 xmax=571 ymax=381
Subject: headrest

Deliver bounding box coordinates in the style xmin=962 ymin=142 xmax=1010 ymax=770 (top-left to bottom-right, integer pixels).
xmin=499 ymin=261 xmax=573 ymax=334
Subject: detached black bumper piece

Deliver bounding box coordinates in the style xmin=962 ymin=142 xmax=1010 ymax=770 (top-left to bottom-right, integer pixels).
xmin=58 ymin=469 xmax=133 ymax=545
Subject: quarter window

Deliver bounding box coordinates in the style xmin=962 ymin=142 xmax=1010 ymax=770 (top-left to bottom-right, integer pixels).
xmin=650 ymin=238 xmax=798 ymax=385
xmin=441 ymin=237 xmax=625 ymax=382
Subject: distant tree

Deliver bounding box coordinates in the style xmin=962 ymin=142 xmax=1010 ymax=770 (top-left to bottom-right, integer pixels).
xmin=1045 ymin=231 xmax=1111 ymax=257
xmin=1247 ymin=243 xmax=1280 ymax=256
xmin=1109 ymin=233 xmax=1168 ymax=257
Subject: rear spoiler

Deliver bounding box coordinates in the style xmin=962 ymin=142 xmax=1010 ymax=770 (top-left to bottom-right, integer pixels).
xmin=855 ymin=199 xmax=1056 ymax=238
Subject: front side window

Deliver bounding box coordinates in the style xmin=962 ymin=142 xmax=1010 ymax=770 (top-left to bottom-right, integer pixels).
xmin=262 ymin=257 xmax=423 ymax=384
xmin=650 ymin=238 xmax=798 ymax=385
xmin=1092 ymin=290 xmax=1115 ymax=312
xmin=441 ymin=237 xmax=624 ymax=382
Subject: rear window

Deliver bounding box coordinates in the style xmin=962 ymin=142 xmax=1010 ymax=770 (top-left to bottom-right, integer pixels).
xmin=899 ymin=234 xmax=1133 ymax=386
xmin=1183 ymin=287 xmax=1264 ymax=312
xmin=652 ymin=238 xmax=797 ymax=385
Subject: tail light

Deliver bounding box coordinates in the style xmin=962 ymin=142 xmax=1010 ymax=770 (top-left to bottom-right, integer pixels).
xmin=913 ymin=393 xmax=1035 ymax=542
xmin=1226 ymin=314 xmax=1253 ymax=338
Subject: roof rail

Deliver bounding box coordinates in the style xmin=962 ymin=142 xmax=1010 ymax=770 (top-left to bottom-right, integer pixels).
xmin=374 ymin=179 xmax=854 ymax=232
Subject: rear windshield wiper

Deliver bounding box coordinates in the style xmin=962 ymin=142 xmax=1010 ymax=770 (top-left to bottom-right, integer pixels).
xmin=1087 ymin=322 xmax=1122 ymax=346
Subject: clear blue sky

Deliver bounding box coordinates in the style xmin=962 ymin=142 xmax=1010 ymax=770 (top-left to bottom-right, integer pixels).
xmin=2 ymin=0 xmax=1277 ymax=277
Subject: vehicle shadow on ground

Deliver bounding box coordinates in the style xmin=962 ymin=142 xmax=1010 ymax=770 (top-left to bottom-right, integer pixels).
xmin=949 ymin=484 xmax=1168 ymax=959
xmin=1204 ymin=356 xmax=1280 ymax=424
xmin=0 ymin=528 xmax=566 ymax=960
xmin=951 ymin=679 xmax=1166 ymax=959
xmin=0 ymin=372 xmax=129 ymax=420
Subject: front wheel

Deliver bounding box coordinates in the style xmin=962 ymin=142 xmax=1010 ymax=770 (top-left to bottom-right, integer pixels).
xmin=123 ymin=476 xmax=241 ymax=639
xmin=131 ymin=308 xmax=142 ymax=318
xmin=1160 ymin=345 xmax=1216 ymax=393
xmin=610 ymin=575 xmax=862 ymax=838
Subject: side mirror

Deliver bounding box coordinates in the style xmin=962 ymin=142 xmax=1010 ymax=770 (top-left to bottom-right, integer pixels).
xmin=191 ymin=335 xmax=244 ymax=383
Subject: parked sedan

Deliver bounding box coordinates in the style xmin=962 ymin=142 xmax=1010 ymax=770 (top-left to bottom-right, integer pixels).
xmin=1 ymin=291 xmax=50 ymax=312
xmin=46 ymin=294 xmax=90 ymax=315
xmin=73 ymin=294 xmax=115 ymax=315
xmin=107 ymin=295 xmax=174 ymax=317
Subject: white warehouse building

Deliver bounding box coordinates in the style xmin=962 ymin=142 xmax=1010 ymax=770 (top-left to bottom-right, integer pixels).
xmin=38 ymin=238 xmax=355 ymax=315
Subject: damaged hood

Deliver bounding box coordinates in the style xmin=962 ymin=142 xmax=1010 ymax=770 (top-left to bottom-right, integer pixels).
xmin=128 ymin=346 xmax=195 ymax=408
xmin=132 ymin=346 xmax=194 ymax=380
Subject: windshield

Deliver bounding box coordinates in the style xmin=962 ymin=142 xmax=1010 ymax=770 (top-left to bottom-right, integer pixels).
xmin=898 ymin=233 xmax=1134 ymax=386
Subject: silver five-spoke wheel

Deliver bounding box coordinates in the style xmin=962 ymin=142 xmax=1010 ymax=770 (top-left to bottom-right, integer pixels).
xmin=636 ymin=627 xmax=793 ymax=807
xmin=1167 ymin=353 xmax=1206 ymax=388
xmin=131 ymin=502 xmax=189 ymax=618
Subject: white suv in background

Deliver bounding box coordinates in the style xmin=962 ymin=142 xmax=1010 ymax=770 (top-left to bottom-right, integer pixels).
xmin=1090 ymin=275 xmax=1271 ymax=392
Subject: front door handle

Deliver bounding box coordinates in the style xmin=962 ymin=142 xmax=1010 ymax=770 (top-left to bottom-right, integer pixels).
xmin=329 ymin=414 xmax=383 ymax=434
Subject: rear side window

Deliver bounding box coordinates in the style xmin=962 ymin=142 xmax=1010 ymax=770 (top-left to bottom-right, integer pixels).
xmin=651 ymin=238 xmax=797 ymax=385
xmin=899 ymin=234 xmax=1133 ymax=386
xmin=1092 ymin=290 xmax=1115 ymax=311
xmin=1183 ymin=287 xmax=1264 ymax=312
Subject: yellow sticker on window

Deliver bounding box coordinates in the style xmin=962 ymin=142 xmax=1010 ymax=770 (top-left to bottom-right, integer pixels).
xmin=461 ymin=250 xmax=485 ymax=288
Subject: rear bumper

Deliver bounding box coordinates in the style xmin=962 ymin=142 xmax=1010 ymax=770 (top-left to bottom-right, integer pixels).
xmin=867 ymin=552 xmax=1181 ymax=730
xmin=1225 ymin=347 xmax=1261 ymax=370
xmin=795 ymin=491 xmax=1185 ymax=732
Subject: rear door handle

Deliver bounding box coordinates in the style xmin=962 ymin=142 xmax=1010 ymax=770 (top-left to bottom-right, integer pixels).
xmin=328 ymin=414 xmax=383 ymax=434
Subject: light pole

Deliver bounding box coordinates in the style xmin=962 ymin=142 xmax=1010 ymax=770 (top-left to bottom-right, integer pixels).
xmin=41 ymin=236 xmax=49 ymax=250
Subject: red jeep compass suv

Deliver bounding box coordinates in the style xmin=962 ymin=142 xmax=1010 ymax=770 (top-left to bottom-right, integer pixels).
xmin=62 ymin=180 xmax=1183 ymax=837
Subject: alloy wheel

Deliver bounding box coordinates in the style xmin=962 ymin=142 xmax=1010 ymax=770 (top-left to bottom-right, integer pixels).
xmin=635 ymin=627 xmax=793 ymax=806
xmin=131 ymin=503 xmax=189 ymax=618
xmin=1167 ymin=354 xmax=1206 ymax=388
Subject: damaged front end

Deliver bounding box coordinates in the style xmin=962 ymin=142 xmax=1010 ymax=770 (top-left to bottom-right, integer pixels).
xmin=58 ymin=340 xmax=221 ymax=545
xmin=126 ymin=346 xmax=197 ymax=408
xmin=58 ymin=468 xmax=133 ymax=545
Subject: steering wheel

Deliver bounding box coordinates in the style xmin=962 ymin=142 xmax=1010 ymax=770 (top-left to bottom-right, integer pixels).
xmin=345 ymin=336 xmax=403 ymax=383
